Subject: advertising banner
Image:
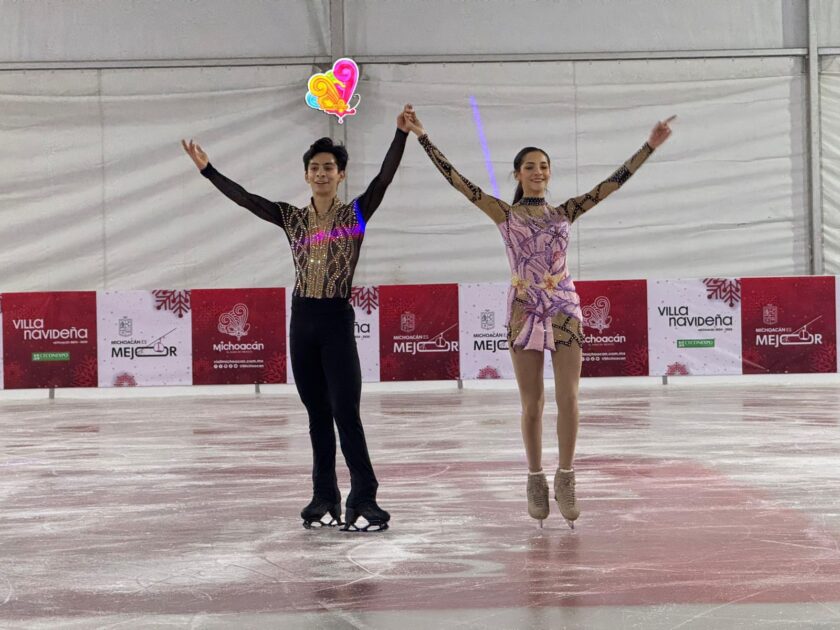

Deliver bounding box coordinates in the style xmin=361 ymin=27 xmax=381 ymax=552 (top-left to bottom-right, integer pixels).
xmin=459 ymin=283 xmax=520 ymax=380
xmin=578 ymin=280 xmax=649 ymax=377
xmin=741 ymin=277 xmax=836 ymax=374
xmin=350 ymin=286 xmax=381 ymax=382
xmin=97 ymin=290 xmax=193 ymax=387
xmin=379 ymin=284 xmax=459 ymax=381
xmin=191 ymin=288 xmax=286 ymax=385
xmin=647 ymin=278 xmax=743 ymax=376
xmin=2 ymin=292 xmax=98 ymax=389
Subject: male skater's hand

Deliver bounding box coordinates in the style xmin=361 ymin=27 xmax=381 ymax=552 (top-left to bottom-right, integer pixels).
xmin=397 ymin=104 xmax=413 ymax=133
xmin=181 ymin=139 xmax=209 ymax=170
xmin=403 ymin=104 xmax=426 ymax=137
xmin=648 ymin=116 xmax=676 ymax=149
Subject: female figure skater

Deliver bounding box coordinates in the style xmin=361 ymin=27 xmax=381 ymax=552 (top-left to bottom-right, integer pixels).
xmin=404 ymin=106 xmax=674 ymax=528
xmin=182 ymin=106 xmax=413 ymax=531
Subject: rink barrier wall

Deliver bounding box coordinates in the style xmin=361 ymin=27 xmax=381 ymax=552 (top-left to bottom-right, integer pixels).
xmin=0 ymin=277 xmax=836 ymax=389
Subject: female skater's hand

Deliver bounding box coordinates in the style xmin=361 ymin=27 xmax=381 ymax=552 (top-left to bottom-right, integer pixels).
xmin=648 ymin=116 xmax=676 ymax=149
xmin=181 ymin=139 xmax=209 ymax=171
xmin=403 ymin=104 xmax=426 ymax=137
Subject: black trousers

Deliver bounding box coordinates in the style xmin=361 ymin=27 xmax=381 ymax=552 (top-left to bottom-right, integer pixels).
xmin=289 ymin=296 xmax=378 ymax=506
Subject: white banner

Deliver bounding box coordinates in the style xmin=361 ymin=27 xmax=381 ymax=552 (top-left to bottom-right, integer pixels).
xmin=647 ymin=278 xmax=742 ymax=376
xmin=458 ymin=283 xmax=514 ymax=380
xmin=96 ymin=290 xmax=193 ymax=387
xmin=350 ymin=286 xmax=381 ymax=382
xmin=285 ymin=288 xmax=382 ymax=384
xmin=285 ymin=290 xmax=295 ymax=385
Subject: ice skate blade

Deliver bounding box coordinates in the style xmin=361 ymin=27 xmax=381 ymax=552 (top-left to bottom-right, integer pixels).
xmin=341 ymin=521 xmax=389 ymax=533
xmin=302 ymin=518 xmax=343 ymax=530
xmin=565 ymin=518 xmax=575 ymax=530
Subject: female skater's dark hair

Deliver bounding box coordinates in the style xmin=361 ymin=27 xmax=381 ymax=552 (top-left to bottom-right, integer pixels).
xmin=303 ymin=137 xmax=349 ymax=172
xmin=512 ymin=146 xmax=551 ymax=204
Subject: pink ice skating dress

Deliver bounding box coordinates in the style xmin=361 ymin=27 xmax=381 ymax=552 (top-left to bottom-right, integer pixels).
xmin=418 ymin=134 xmax=653 ymax=351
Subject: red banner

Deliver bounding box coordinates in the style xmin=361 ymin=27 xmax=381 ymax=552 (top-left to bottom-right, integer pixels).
xmin=191 ymin=288 xmax=286 ymax=385
xmin=2 ymin=292 xmax=98 ymax=389
xmin=379 ymin=284 xmax=459 ymax=381
xmin=741 ymin=277 xmax=836 ymax=374
xmin=578 ymin=280 xmax=649 ymax=377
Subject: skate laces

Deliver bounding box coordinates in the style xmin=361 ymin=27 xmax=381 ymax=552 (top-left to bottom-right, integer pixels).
xmin=527 ymin=474 xmax=549 ymax=504
xmin=555 ymin=471 xmax=578 ymax=510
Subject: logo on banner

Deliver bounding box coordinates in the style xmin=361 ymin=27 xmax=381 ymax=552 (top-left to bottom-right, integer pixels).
xmin=394 ymin=323 xmax=459 ymax=355
xmin=218 ymin=304 xmax=250 ymax=340
xmin=582 ymin=297 xmax=612 ymax=333
xmin=110 ymin=328 xmax=178 ymax=360
xmin=472 ymin=309 xmax=508 ymax=353
xmin=400 ymin=312 xmax=416 ymax=333
xmin=13 ymin=318 xmax=89 ymax=343
xmin=756 ymin=315 xmax=824 ymax=349
xmin=119 ymin=317 xmax=133 ymax=337
xmin=213 ymin=305 xmax=264 ymax=354
xmin=657 ymin=305 xmax=733 ymax=330
xmin=763 ymin=304 xmax=778 ymax=326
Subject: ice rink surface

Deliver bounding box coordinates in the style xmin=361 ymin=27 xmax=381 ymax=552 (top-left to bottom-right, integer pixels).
xmin=2 ymin=380 xmax=840 ymax=629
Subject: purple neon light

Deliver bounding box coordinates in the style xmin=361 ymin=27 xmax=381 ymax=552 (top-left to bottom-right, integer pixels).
xmin=469 ymin=95 xmax=500 ymax=197
xmin=296 ymin=223 xmax=364 ymax=249
xmin=295 ymin=201 xmax=365 ymax=250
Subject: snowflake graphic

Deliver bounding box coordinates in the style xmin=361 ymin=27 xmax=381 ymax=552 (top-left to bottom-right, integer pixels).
xmin=741 ymin=347 xmax=768 ymax=374
xmin=624 ymin=346 xmax=649 ymax=377
xmin=73 ymin=356 xmax=98 ymax=387
xmin=380 ymin=354 xmax=401 ymax=381
xmin=193 ymin=358 xmax=213 ymax=382
xmin=262 ymin=353 xmax=286 ymax=384
xmin=350 ymin=286 xmax=380 ymax=315
xmin=666 ymin=362 xmax=690 ymax=376
xmin=477 ymin=365 xmax=501 ymax=379
xmin=703 ymin=278 xmax=741 ymax=308
xmin=812 ymin=345 xmax=837 ymax=373
xmin=5 ymin=362 xmax=24 ymax=387
xmin=153 ymin=290 xmax=191 ymax=318
xmin=113 ymin=372 xmax=137 ymax=387
xmin=446 ymin=355 xmax=460 ymax=380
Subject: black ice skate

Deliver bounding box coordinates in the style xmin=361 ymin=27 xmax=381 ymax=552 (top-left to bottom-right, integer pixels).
xmin=341 ymin=501 xmax=390 ymax=532
xmin=301 ymin=497 xmax=343 ymax=529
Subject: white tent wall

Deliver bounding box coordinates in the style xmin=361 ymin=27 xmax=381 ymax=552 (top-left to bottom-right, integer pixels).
xmin=0 ymin=0 xmax=809 ymax=62
xmin=822 ymin=56 xmax=840 ymax=274
xmin=0 ymin=0 xmax=834 ymax=290
xmin=346 ymin=0 xmax=807 ymax=55
xmin=351 ymin=58 xmax=808 ymax=286
xmin=818 ymin=0 xmax=840 ymax=46
xmin=0 ymin=65 xmax=325 ymax=290
xmin=0 ymin=0 xmax=329 ymax=62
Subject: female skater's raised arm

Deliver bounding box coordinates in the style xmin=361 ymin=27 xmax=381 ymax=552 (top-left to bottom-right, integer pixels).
xmin=181 ymin=139 xmax=285 ymax=228
xmin=405 ymin=108 xmax=509 ymax=225
xmin=559 ymin=116 xmax=675 ymax=223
